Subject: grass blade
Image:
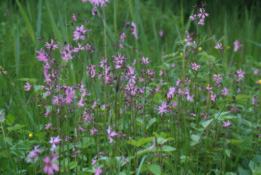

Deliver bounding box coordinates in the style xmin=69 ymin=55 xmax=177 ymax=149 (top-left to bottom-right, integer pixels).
xmin=15 ymin=0 xmax=35 ymax=44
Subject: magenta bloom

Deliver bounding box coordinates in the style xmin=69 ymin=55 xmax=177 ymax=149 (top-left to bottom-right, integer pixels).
xmin=24 ymin=82 xmax=31 ymax=91
xmin=73 ymin=25 xmax=87 ymax=41
xmin=157 ymin=102 xmax=169 ymax=116
xmin=84 ymin=0 xmax=110 ymax=7
xmin=215 ymin=43 xmax=224 ymax=50
xmin=130 ymin=22 xmax=138 ymax=39
xmin=64 ymin=87 xmax=76 ymax=104
xmin=72 ymin=13 xmax=77 ymax=21
xmin=191 ymin=63 xmax=200 ymax=71
xmin=36 ymin=49 xmax=48 ymax=62
xmin=236 ymin=69 xmax=246 ymax=82
xmin=43 ymin=156 xmax=59 ymax=175
xmin=159 ymin=30 xmax=163 ymax=37
xmin=45 ymin=39 xmax=58 ymax=51
xmin=94 ymin=166 xmax=103 ymax=175
xmin=107 ymin=126 xmax=117 ymax=143
xmin=233 ymin=40 xmax=241 ymax=52
xmin=223 ymin=120 xmax=232 ymax=128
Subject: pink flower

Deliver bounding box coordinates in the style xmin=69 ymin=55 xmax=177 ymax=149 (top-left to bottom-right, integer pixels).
xmin=107 ymin=126 xmax=117 ymax=143
xmin=49 ymin=136 xmax=62 ymax=146
xmin=45 ymin=123 xmax=52 ymax=130
xmin=24 ymin=82 xmax=31 ymax=91
xmin=64 ymin=87 xmax=76 ymax=104
xmin=221 ymin=88 xmax=229 ymax=96
xmin=236 ymin=69 xmax=245 ymax=82
xmin=141 ymin=57 xmax=150 ymax=64
xmin=157 ymin=102 xmax=169 ymax=116
xmin=159 ymin=30 xmax=163 ymax=37
xmin=73 ymin=25 xmax=86 ymax=41
xmin=233 ymin=40 xmax=241 ymax=52
xmin=215 ymin=43 xmax=224 ymax=50
xmin=198 ymin=8 xmax=209 ymax=19
xmin=45 ymin=39 xmax=58 ymax=51
xmin=94 ymin=166 xmax=103 ymax=175
xmin=191 ymin=63 xmax=200 ymax=71
xmin=198 ymin=18 xmax=205 ymax=25
xmin=223 ymin=120 xmax=232 ymax=128
xmin=92 ymin=7 xmax=97 ymax=16
xmin=36 ymin=49 xmax=48 ymax=62
xmin=254 ymin=69 xmax=259 ymax=75
xmin=72 ymin=13 xmax=77 ymax=21
xmin=84 ymin=0 xmax=110 ymax=7
xmin=130 ymin=22 xmax=138 ymax=39
xmin=43 ymin=155 xmax=59 ymax=175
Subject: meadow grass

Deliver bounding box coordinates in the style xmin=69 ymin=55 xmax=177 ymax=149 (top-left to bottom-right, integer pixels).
xmin=0 ymin=0 xmax=261 ymax=174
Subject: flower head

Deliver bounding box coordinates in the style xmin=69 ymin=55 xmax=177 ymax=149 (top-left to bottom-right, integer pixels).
xmin=223 ymin=120 xmax=232 ymax=128
xmin=94 ymin=166 xmax=103 ymax=175
xmin=107 ymin=126 xmax=117 ymax=143
xmin=24 ymin=82 xmax=31 ymax=91
xmin=43 ymin=155 xmax=59 ymax=175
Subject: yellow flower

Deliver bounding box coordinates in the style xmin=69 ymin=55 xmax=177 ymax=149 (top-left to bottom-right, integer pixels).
xmin=180 ymin=52 xmax=183 ymax=56
xmin=259 ymin=80 xmax=261 ymax=84
xmin=226 ymin=46 xmax=231 ymax=49
xmin=198 ymin=47 xmax=202 ymax=51
xmin=29 ymin=133 xmax=33 ymax=138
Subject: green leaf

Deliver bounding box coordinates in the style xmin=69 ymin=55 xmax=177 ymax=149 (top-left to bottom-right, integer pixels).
xmin=200 ymin=119 xmax=213 ymax=128
xmin=7 ymin=124 xmax=25 ymax=132
xmin=69 ymin=161 xmax=77 ymax=169
xmin=137 ymin=156 xmax=146 ymax=175
xmin=146 ymin=118 xmax=157 ymax=130
xmin=15 ymin=0 xmax=35 ymax=44
xmin=148 ymin=164 xmax=161 ymax=175
xmin=5 ymin=113 xmax=15 ymax=126
xmin=16 ymin=78 xmax=37 ymax=83
xmin=225 ymin=149 xmax=231 ymax=157
xmin=162 ymin=145 xmax=176 ymax=152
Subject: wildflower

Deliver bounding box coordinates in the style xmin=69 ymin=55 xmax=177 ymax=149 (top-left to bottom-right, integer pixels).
xmin=159 ymin=30 xmax=163 ymax=37
xmin=64 ymin=87 xmax=76 ymax=104
xmin=130 ymin=22 xmax=138 ymax=39
xmin=72 ymin=13 xmax=77 ymax=21
xmin=107 ymin=126 xmax=117 ymax=143
xmin=191 ymin=63 xmax=200 ymax=71
xmin=61 ymin=44 xmax=73 ymax=62
xmin=257 ymin=80 xmax=261 ymax=85
xmin=213 ymin=74 xmax=222 ymax=85
xmin=157 ymin=102 xmax=169 ymax=116
xmin=43 ymin=155 xmax=59 ymax=175
xmin=141 ymin=57 xmax=150 ymax=64
xmin=206 ymin=84 xmax=212 ymax=92
xmin=233 ymin=40 xmax=241 ymax=52
xmin=180 ymin=52 xmax=183 ymax=56
xmin=254 ymin=69 xmax=259 ymax=75
xmin=36 ymin=49 xmax=48 ymax=62
xmin=92 ymin=7 xmax=97 ymax=16
xmin=90 ymin=127 xmax=98 ymax=135
xmin=198 ymin=18 xmax=205 ymax=25
xmin=226 ymin=46 xmax=231 ymax=49
xmin=73 ymin=25 xmax=86 ymax=41
xmin=223 ymin=120 xmax=232 ymax=128
xmin=221 ymin=88 xmax=229 ymax=96
xmin=211 ymin=94 xmax=216 ymax=102
xmin=29 ymin=133 xmax=33 ymax=138
xmin=236 ymin=69 xmax=245 ymax=82
xmin=189 ymin=14 xmax=197 ymax=20
xmin=84 ymin=0 xmax=110 ymax=7
xmin=198 ymin=8 xmax=209 ymax=19
xmin=215 ymin=43 xmax=224 ymax=50
xmin=24 ymin=82 xmax=31 ymax=91
xmin=45 ymin=123 xmax=52 ymax=130
xmin=187 ymin=94 xmax=194 ymax=102
xmin=94 ymin=166 xmax=103 ymax=175
xmin=45 ymin=39 xmax=58 ymax=51
xmin=26 ymin=145 xmax=40 ymax=163
xmin=167 ymin=87 xmax=176 ymax=100
xmin=198 ymin=47 xmax=202 ymax=51
xmin=184 ymin=31 xmax=192 ymax=46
